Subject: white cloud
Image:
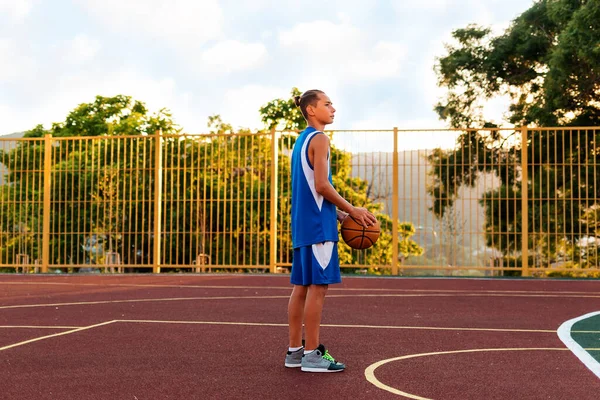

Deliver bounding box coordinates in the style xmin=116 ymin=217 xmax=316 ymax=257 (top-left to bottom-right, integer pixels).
xmin=200 ymin=40 xmax=267 ymax=74
xmin=67 ymin=69 xmax=175 ymax=104
xmin=1 ymin=66 xmax=199 ymax=134
xmin=224 ymin=0 xmax=272 ymax=13
xmin=221 ymin=85 xmax=290 ymax=130
xmin=60 ymin=34 xmax=101 ymax=65
xmin=0 ymin=0 xmax=533 ymax=138
xmin=348 ymin=41 xmax=406 ymax=79
xmin=279 ymin=20 xmax=407 ymax=82
xmin=222 ymin=0 xmax=374 ymax=18
xmin=0 ymin=0 xmax=33 ymax=21
xmin=392 ymin=0 xmax=451 ymax=12
xmin=0 ymin=38 xmax=35 ymax=81
xmin=49 ymin=68 xmax=185 ymax=123
xmin=0 ymin=103 xmax=30 ymax=134
xmin=77 ymin=0 xmax=223 ymax=48
xmin=279 ymin=20 xmax=359 ymax=49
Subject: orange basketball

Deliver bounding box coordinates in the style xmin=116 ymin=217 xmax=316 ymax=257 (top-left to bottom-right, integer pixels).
xmin=340 ymin=216 xmax=380 ymax=250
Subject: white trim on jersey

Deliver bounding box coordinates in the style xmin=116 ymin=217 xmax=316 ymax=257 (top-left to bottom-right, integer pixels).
xmin=300 ymin=131 xmax=324 ymax=211
xmin=311 ymin=241 xmax=335 ymax=270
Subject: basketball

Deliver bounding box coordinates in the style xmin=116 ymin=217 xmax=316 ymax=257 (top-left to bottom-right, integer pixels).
xmin=340 ymin=216 xmax=380 ymax=250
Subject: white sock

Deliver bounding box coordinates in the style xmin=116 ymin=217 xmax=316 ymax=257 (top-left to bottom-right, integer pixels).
xmin=304 ymin=349 xmax=315 ymax=355
xmin=288 ymin=346 xmax=302 ymax=352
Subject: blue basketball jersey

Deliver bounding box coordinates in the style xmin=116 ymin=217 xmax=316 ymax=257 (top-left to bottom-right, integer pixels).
xmin=291 ymin=127 xmax=339 ymax=248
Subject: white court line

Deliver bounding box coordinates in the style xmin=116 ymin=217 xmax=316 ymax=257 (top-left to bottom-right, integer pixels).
xmin=117 ymin=319 xmax=560 ymax=333
xmin=326 ymin=293 xmax=600 ymax=299
xmin=2 ymin=292 xmax=600 ymax=311
xmin=0 ymin=295 xmax=290 ymax=309
xmin=365 ymin=348 xmax=569 ymax=399
xmin=120 ymin=319 xmax=289 ymax=328
xmin=557 ymin=311 xmax=600 ymax=380
xmin=0 ymin=320 xmax=595 ymax=334
xmin=0 ymin=320 xmax=116 ymax=352
xmin=1 ymin=281 xmax=598 ymax=295
xmin=0 ymin=325 xmax=81 ymax=329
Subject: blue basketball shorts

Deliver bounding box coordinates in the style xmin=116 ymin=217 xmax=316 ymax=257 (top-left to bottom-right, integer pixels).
xmin=290 ymin=241 xmax=341 ymax=286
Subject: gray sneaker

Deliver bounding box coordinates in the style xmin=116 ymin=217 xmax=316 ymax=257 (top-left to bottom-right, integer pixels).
xmin=285 ymin=347 xmax=304 ymax=368
xmin=301 ymin=344 xmax=346 ymax=373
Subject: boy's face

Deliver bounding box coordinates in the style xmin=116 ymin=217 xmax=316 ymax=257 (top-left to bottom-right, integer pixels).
xmin=308 ymin=93 xmax=336 ymax=125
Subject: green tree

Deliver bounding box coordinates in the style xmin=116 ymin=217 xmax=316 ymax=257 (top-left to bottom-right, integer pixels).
xmin=0 ymin=95 xmax=291 ymax=271
xmin=0 ymin=91 xmax=422 ymax=273
xmin=197 ymin=116 xmax=288 ymax=268
xmin=259 ymin=87 xmax=305 ymax=131
xmin=430 ymin=0 xmax=600 ymax=273
xmin=0 ymin=95 xmax=180 ymax=268
xmin=260 ymin=88 xmax=423 ymax=270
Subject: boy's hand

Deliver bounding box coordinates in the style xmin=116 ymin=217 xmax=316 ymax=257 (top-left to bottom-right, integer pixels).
xmin=348 ymin=207 xmax=377 ymax=227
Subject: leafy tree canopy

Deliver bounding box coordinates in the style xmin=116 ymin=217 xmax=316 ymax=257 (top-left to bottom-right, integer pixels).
xmin=436 ymin=0 xmax=600 ymax=128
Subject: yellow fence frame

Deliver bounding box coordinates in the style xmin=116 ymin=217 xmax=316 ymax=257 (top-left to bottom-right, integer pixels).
xmin=1 ymin=127 xmax=600 ymax=277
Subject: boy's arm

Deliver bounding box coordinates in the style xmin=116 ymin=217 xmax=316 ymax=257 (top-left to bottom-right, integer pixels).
xmin=310 ymin=134 xmax=377 ymax=227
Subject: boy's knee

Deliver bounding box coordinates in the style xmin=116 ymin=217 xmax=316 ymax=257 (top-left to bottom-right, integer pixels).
xmin=309 ymin=284 xmax=328 ymax=295
xmin=291 ymin=285 xmax=308 ymax=298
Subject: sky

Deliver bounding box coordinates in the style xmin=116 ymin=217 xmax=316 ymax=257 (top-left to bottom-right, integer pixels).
xmin=0 ymin=0 xmax=534 ymax=137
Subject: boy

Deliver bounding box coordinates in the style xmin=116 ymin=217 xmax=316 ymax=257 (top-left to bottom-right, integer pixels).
xmin=285 ymin=89 xmax=377 ymax=372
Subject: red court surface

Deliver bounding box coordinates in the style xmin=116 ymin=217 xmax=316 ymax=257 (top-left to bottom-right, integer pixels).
xmin=1 ymin=274 xmax=600 ymax=399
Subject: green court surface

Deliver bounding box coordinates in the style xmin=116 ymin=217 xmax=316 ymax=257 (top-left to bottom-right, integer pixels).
xmin=571 ymin=314 xmax=600 ymax=362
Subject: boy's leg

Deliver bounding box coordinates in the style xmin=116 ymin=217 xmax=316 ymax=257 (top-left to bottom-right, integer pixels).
xmin=287 ymin=285 xmax=308 ymax=348
xmin=304 ymin=284 xmax=328 ymax=351
xmin=301 ymin=283 xmax=345 ymax=372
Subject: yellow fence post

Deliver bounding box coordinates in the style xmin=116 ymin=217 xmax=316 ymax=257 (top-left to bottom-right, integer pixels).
xmin=153 ymin=130 xmax=163 ymax=274
xmin=41 ymin=134 xmax=52 ymax=273
xmin=392 ymin=127 xmax=400 ymax=275
xmin=521 ymin=127 xmax=529 ymax=277
xmin=9 ymin=127 xmax=583 ymax=276
xmin=270 ymin=127 xmax=278 ymax=274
